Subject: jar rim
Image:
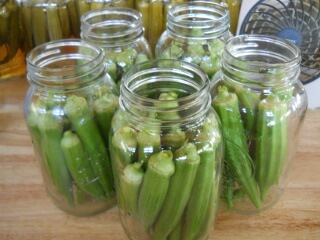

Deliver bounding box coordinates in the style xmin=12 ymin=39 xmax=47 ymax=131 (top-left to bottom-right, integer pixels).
xmin=26 ymin=39 xmax=106 ymax=90
xmin=167 ymin=1 xmax=230 ymax=39
xmin=80 ymin=8 xmax=144 ymax=45
xmin=120 ymin=59 xmax=211 ymax=126
xmin=221 ymin=34 xmax=302 ymax=85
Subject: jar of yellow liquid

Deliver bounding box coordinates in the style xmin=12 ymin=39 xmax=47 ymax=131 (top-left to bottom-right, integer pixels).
xmin=226 ymin=0 xmax=242 ymax=34
xmin=0 ymin=0 xmax=26 ymax=81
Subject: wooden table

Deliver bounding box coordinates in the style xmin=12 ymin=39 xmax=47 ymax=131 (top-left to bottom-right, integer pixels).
xmin=0 ymin=76 xmax=319 ymax=240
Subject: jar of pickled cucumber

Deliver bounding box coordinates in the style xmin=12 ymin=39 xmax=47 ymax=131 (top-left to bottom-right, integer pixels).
xmin=80 ymin=7 xmax=153 ymax=87
xmin=155 ymin=1 xmax=232 ymax=80
xmin=211 ymin=35 xmax=308 ymax=213
xmin=19 ymin=0 xmax=128 ymax=52
xmin=109 ymin=59 xmax=223 ymax=240
xmin=24 ymin=39 xmax=118 ymax=216
xmin=0 ymin=0 xmax=26 ymax=80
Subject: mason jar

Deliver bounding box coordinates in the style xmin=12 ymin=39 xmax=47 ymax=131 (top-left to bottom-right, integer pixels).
xmin=0 ymin=0 xmax=26 ymax=80
xmin=80 ymin=8 xmax=153 ymax=87
xmin=211 ymin=34 xmax=308 ymax=213
xmin=155 ymin=1 xmax=232 ymax=80
xmin=109 ymin=59 xmax=223 ymax=240
xmin=24 ymin=39 xmax=118 ymax=216
xmin=19 ymin=0 xmax=129 ymax=52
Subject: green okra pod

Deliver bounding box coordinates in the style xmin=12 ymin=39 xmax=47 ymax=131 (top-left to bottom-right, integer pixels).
xmin=181 ymin=132 xmax=220 ymax=240
xmin=32 ymin=6 xmax=47 ymax=46
xmin=161 ymin=125 xmax=186 ymax=151
xmin=255 ymin=94 xmax=288 ymax=201
xmin=212 ymin=86 xmax=261 ymax=209
xmin=93 ymin=93 xmax=119 ymax=146
xmin=58 ymin=5 xmax=71 ymax=38
xmin=138 ymin=150 xmax=175 ymax=230
xmin=153 ymin=143 xmax=200 ymax=240
xmin=118 ymin=162 xmax=144 ymax=216
xmin=66 ymin=0 xmax=79 ymax=38
xmin=234 ymin=86 xmax=260 ymax=136
xmin=65 ymin=95 xmax=114 ymax=198
xmin=46 ymin=5 xmax=63 ymax=41
xmin=137 ymin=127 xmax=161 ymax=168
xmin=38 ymin=113 xmax=74 ymax=207
xmin=110 ymin=126 xmax=138 ymax=170
xmin=61 ymin=130 xmax=106 ymax=199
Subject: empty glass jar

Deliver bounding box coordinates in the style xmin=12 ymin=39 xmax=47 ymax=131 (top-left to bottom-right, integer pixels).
xmin=211 ymin=35 xmax=308 ymax=213
xmin=24 ymin=39 xmax=118 ymax=216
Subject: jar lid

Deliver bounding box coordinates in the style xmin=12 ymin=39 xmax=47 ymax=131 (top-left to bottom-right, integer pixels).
xmin=239 ymin=0 xmax=320 ymax=84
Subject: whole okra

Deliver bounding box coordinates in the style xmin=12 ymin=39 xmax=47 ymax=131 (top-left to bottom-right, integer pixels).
xmin=212 ymin=86 xmax=261 ymax=209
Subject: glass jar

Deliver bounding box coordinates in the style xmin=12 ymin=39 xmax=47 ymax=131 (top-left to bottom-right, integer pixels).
xmin=211 ymin=35 xmax=308 ymax=213
xmin=155 ymin=1 xmax=232 ymax=80
xmin=19 ymin=0 xmax=128 ymax=52
xmin=134 ymin=0 xmax=186 ymax=53
xmin=226 ymin=0 xmax=241 ymax=34
xmin=24 ymin=39 xmax=118 ymax=216
xmin=109 ymin=59 xmax=223 ymax=240
xmin=81 ymin=7 xmax=153 ymax=87
xmin=0 ymin=0 xmax=26 ymax=80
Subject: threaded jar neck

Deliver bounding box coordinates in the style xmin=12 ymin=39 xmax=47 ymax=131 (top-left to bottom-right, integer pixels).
xmin=120 ymin=59 xmax=212 ymax=128
xmin=166 ymin=1 xmax=230 ymax=40
xmin=81 ymin=8 xmax=144 ymax=47
xmin=220 ymin=35 xmax=301 ymax=87
xmin=26 ymin=39 xmax=107 ymax=92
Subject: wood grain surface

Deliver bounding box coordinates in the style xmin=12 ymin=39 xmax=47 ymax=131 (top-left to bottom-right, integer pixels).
xmin=0 ymin=77 xmax=319 ymax=240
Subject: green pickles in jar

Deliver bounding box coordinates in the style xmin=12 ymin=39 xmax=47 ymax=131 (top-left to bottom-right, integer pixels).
xmin=24 ymin=39 xmax=119 ymax=216
xmin=108 ymin=59 xmax=223 ymax=240
xmin=19 ymin=0 xmax=129 ymax=51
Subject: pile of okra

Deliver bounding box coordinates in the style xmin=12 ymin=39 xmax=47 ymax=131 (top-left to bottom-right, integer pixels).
xmin=26 ymin=86 xmax=119 ymax=207
xmin=212 ymin=83 xmax=292 ymax=210
xmin=109 ymin=92 xmax=223 ymax=239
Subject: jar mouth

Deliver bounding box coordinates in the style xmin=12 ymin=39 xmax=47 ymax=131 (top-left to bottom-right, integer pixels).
xmin=221 ymin=34 xmax=301 ymax=85
xmin=167 ymin=1 xmax=230 ymax=39
xmin=26 ymin=39 xmax=106 ymax=90
xmin=81 ymin=8 xmax=144 ymax=45
xmin=120 ymin=59 xmax=211 ymax=126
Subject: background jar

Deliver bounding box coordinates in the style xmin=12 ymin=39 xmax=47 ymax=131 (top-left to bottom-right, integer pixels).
xmin=211 ymin=34 xmax=308 ymax=213
xmin=19 ymin=0 xmax=128 ymax=52
xmin=24 ymin=39 xmax=118 ymax=216
xmin=109 ymin=59 xmax=223 ymax=240
xmin=155 ymin=1 xmax=232 ymax=80
xmin=81 ymin=7 xmax=153 ymax=87
xmin=0 ymin=0 xmax=26 ymax=81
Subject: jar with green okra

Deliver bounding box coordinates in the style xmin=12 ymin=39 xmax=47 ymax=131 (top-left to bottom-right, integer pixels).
xmin=211 ymin=35 xmax=308 ymax=213
xmin=155 ymin=0 xmax=232 ymax=80
xmin=80 ymin=7 xmax=153 ymax=88
xmin=19 ymin=0 xmax=129 ymax=52
xmin=109 ymin=59 xmax=223 ymax=240
xmin=0 ymin=0 xmax=26 ymax=80
xmin=24 ymin=39 xmax=119 ymax=216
